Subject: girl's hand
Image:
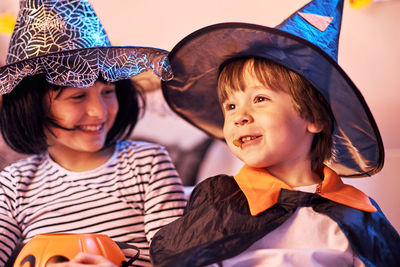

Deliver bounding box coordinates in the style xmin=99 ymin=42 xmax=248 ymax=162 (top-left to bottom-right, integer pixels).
xmin=47 ymin=252 xmax=117 ymax=267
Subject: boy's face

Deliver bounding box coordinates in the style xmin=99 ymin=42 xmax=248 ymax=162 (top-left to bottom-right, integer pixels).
xmin=221 ymin=70 xmax=320 ymax=172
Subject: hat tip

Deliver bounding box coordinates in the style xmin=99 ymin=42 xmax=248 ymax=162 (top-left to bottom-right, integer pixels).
xmin=276 ymin=0 xmax=344 ymax=61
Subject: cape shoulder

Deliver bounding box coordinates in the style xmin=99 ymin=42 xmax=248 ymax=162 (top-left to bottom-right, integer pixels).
xmin=185 ymin=174 xmax=240 ymax=212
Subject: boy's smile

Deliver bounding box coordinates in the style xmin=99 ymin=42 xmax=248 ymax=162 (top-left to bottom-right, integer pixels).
xmin=233 ymin=134 xmax=261 ymax=148
xmin=233 ymin=135 xmax=262 ymax=147
xmin=222 ymin=70 xmax=320 ymax=177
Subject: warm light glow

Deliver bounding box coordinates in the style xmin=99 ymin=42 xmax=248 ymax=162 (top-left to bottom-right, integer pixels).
xmin=0 ymin=13 xmax=16 ymax=35
xmin=349 ymin=0 xmax=373 ymax=9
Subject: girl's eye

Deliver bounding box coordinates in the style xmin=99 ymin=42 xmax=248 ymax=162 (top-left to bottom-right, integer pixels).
xmin=103 ymin=87 xmax=116 ymax=97
xmin=70 ymin=94 xmax=86 ymax=100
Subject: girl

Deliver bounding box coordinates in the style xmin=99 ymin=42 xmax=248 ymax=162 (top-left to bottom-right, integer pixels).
xmin=0 ymin=0 xmax=186 ymax=266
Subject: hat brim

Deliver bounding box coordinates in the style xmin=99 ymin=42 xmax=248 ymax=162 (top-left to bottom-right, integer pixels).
xmin=162 ymin=22 xmax=384 ymax=177
xmin=0 ymin=46 xmax=173 ymax=95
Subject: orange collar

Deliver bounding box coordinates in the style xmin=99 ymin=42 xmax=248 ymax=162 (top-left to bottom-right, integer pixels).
xmin=234 ymin=165 xmax=377 ymax=216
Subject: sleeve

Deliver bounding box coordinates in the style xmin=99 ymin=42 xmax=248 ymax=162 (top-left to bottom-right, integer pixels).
xmin=143 ymin=146 xmax=187 ymax=242
xmin=365 ymin=197 xmax=400 ymax=265
xmin=0 ymin=169 xmax=22 ymax=266
xmin=336 ymin=197 xmax=400 ymax=266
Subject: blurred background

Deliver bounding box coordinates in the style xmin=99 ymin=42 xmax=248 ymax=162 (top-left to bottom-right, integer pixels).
xmin=1 ymin=0 xmax=399 ymax=231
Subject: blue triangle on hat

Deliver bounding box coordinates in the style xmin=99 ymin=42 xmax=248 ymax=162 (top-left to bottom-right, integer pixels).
xmin=276 ymin=0 xmax=344 ymax=61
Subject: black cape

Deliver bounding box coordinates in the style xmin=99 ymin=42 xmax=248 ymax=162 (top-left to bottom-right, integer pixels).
xmin=150 ymin=175 xmax=400 ymax=267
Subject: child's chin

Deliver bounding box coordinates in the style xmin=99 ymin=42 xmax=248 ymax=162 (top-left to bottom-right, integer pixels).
xmin=242 ymin=159 xmax=265 ymax=168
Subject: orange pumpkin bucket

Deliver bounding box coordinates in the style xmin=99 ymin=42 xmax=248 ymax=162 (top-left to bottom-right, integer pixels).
xmin=13 ymin=233 xmax=138 ymax=267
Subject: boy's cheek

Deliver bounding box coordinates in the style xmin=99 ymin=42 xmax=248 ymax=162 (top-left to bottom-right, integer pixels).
xmin=222 ymin=124 xmax=233 ymax=142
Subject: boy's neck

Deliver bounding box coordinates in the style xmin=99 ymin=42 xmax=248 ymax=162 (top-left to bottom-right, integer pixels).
xmin=266 ymin=161 xmax=322 ymax=187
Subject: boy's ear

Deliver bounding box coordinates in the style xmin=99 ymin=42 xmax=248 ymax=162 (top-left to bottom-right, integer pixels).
xmin=307 ymin=122 xmax=323 ymax=134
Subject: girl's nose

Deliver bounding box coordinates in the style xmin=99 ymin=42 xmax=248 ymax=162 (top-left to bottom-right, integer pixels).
xmin=87 ymin=95 xmax=106 ymax=118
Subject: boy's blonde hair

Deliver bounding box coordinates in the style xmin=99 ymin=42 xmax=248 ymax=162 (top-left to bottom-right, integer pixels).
xmin=217 ymin=57 xmax=333 ymax=174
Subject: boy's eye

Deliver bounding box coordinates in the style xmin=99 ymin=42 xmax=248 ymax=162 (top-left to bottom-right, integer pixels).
xmin=254 ymin=96 xmax=269 ymax=103
xmin=225 ymin=103 xmax=236 ymax=111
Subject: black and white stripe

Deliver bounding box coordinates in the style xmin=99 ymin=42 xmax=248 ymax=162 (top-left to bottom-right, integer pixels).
xmin=0 ymin=140 xmax=186 ymax=266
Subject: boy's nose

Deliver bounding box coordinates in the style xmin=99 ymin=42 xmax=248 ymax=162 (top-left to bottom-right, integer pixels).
xmin=234 ymin=112 xmax=253 ymax=126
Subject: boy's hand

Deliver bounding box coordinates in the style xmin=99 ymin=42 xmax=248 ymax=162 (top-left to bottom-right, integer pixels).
xmin=47 ymin=252 xmax=117 ymax=267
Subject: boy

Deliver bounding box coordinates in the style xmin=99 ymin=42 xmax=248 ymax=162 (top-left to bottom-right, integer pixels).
xmin=150 ymin=0 xmax=400 ymax=266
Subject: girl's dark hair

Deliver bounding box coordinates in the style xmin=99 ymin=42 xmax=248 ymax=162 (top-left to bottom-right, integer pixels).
xmin=0 ymin=74 xmax=144 ymax=154
xmin=218 ymin=57 xmax=334 ymax=174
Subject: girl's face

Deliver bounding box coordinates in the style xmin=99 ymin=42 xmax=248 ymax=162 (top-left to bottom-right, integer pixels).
xmin=44 ymin=81 xmax=119 ymax=158
xmin=222 ymin=70 xmax=320 ymax=175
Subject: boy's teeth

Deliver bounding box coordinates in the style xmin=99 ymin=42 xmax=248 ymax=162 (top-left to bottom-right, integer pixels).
xmin=233 ymin=136 xmax=258 ymax=147
xmin=241 ymin=136 xmax=256 ymax=142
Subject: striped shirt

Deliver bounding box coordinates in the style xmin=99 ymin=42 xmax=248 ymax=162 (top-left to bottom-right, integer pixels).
xmin=0 ymin=140 xmax=187 ymax=266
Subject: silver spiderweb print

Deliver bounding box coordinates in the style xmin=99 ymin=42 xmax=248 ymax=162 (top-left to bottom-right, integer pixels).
xmin=0 ymin=0 xmax=172 ymax=95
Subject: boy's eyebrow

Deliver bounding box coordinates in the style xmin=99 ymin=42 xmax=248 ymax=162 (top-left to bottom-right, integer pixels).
xmin=246 ymin=85 xmax=275 ymax=92
xmin=250 ymin=85 xmax=269 ymax=90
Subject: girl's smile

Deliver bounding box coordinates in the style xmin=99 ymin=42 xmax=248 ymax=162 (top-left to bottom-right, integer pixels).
xmin=76 ymin=123 xmax=105 ymax=132
xmin=44 ymin=81 xmax=119 ymax=169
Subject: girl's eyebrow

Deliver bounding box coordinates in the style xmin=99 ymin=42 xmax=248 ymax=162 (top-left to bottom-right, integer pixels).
xmin=53 ymin=87 xmax=83 ymax=98
xmin=100 ymin=82 xmax=116 ymax=88
xmin=105 ymin=83 xmax=116 ymax=88
xmin=59 ymin=87 xmax=82 ymax=94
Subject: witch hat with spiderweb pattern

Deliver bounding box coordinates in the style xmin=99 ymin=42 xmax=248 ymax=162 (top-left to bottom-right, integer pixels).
xmin=0 ymin=0 xmax=173 ymax=95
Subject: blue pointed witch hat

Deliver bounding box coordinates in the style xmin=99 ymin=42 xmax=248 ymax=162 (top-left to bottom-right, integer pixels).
xmin=162 ymin=0 xmax=384 ymax=177
xmin=0 ymin=0 xmax=173 ymax=95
